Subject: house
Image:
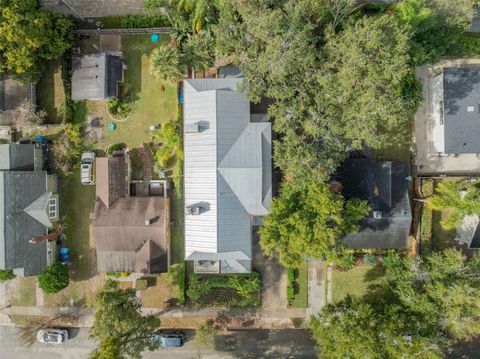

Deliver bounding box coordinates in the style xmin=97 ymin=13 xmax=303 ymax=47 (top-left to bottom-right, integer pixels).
xmin=183 ymin=78 xmax=272 ymax=274
xmin=414 ymin=63 xmax=480 ymax=175
xmin=0 ymin=144 xmax=59 ymax=277
xmin=71 ymin=53 xmax=123 ymax=101
xmin=0 ymin=75 xmax=36 ymax=126
xmin=336 ymin=159 xmax=412 ymax=249
xmin=92 ymin=155 xmax=169 ymax=274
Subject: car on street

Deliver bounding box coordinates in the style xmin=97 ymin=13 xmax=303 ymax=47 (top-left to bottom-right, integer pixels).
xmin=80 ymin=151 xmax=95 ymax=185
xmin=37 ymin=328 xmax=69 ymax=344
xmin=153 ymin=331 xmax=186 ymax=348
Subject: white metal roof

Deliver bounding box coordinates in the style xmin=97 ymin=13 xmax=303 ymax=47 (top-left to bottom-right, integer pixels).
xmin=183 ymin=79 xmax=272 ymax=261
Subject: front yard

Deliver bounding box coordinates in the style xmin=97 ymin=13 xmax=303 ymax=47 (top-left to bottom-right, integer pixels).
xmin=331 ymin=265 xmax=385 ymax=303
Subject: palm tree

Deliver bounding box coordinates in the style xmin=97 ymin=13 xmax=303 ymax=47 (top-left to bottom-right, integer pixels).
xmin=176 ymin=0 xmax=222 ymax=33
xmin=150 ymin=45 xmax=183 ymax=82
xmin=428 ymin=180 xmax=480 ymax=230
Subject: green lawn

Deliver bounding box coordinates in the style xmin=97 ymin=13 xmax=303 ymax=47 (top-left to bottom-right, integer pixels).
xmin=290 ymin=261 xmax=308 ymax=308
xmin=332 ymin=265 xmax=385 ymax=303
xmin=36 ymin=58 xmax=65 ymax=124
xmin=430 ymin=180 xmax=457 ymax=252
xmin=59 ymin=172 xmax=96 ymax=281
xmin=80 ymin=34 xmax=178 ymax=150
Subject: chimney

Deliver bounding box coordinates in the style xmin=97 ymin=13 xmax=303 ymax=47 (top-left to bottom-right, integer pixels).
xmin=30 ymin=232 xmax=59 ymax=244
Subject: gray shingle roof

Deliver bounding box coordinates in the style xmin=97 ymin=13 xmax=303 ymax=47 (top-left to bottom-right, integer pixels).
xmin=0 ymin=144 xmax=35 ymax=170
xmin=443 ymin=67 xmax=480 ymax=154
xmin=1 ymin=171 xmax=50 ymax=276
xmin=183 ymin=79 xmax=272 ymax=267
xmin=337 ymin=159 xmax=412 ymax=249
xmin=71 ymin=53 xmax=123 ymax=100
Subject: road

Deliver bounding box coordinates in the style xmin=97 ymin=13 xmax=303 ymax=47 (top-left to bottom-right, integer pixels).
xmin=0 ymin=327 xmax=317 ymax=359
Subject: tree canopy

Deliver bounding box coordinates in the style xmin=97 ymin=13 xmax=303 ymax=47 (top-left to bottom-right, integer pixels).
xmin=90 ymin=280 xmax=160 ymax=359
xmin=428 ymin=180 xmax=480 ymax=230
xmin=259 ymin=180 xmax=370 ymax=267
xmin=310 ymin=250 xmax=480 ymax=358
xmin=0 ymin=0 xmax=73 ymax=81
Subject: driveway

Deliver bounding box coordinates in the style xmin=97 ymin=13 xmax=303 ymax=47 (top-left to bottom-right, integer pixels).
xmin=252 ymin=231 xmax=306 ymax=319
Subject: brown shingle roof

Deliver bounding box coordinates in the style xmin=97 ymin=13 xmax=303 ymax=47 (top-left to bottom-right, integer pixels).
xmin=93 ymin=196 xmax=168 ymax=273
xmin=96 ymin=156 xmax=126 ymax=208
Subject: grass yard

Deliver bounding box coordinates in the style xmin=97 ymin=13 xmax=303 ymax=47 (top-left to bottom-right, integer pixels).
xmin=36 ymin=58 xmax=65 ymax=124
xmin=73 ymin=34 xmax=178 ymax=151
xmin=332 ymin=265 xmax=385 ymax=303
xmin=43 ymin=274 xmax=106 ymax=308
xmin=139 ymin=275 xmax=176 ymax=308
xmin=290 ymin=261 xmax=308 ymax=308
xmin=59 ymin=172 xmax=96 ymax=281
xmin=10 ymin=277 xmax=36 ymax=306
xmin=430 ymin=180 xmax=457 ymax=251
xmin=171 ymin=189 xmax=185 ymax=264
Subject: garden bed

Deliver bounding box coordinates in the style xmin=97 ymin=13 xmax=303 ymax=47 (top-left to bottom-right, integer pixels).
xmin=187 ymin=272 xmax=261 ymax=307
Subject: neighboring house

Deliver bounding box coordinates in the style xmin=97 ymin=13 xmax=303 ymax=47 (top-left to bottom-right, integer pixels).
xmin=183 ymin=78 xmax=272 ymax=274
xmin=336 ymin=159 xmax=412 ymax=249
xmin=456 ymin=214 xmax=480 ymax=249
xmin=414 ymin=63 xmax=480 ymax=175
xmin=92 ymin=155 xmax=169 ymax=274
xmin=0 ymin=75 xmax=36 ymax=126
xmin=71 ymin=53 xmax=124 ymax=101
xmin=0 ymin=144 xmax=59 ymax=277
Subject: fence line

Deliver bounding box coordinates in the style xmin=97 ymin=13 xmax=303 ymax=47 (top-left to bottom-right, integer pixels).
xmin=74 ymin=27 xmax=173 ymax=36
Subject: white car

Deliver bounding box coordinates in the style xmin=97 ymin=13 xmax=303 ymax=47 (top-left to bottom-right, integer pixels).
xmin=37 ymin=328 xmax=69 ymax=344
xmin=80 ymin=151 xmax=95 ymax=185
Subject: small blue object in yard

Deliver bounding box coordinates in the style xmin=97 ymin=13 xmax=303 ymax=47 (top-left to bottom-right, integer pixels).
xmin=60 ymin=247 xmax=70 ymax=263
xmin=35 ymin=135 xmax=45 ymax=143
xmin=108 ymin=122 xmax=117 ymax=131
xmin=178 ymin=86 xmax=184 ymax=104
xmin=151 ymin=33 xmax=159 ymax=42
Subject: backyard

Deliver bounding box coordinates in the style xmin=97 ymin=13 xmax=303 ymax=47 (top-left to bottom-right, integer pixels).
xmin=331 ymin=265 xmax=385 ymax=303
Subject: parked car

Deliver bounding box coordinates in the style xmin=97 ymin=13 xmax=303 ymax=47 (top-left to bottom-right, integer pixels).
xmin=153 ymin=331 xmax=186 ymax=348
xmin=80 ymin=151 xmax=95 ymax=185
xmin=37 ymin=328 xmax=69 ymax=344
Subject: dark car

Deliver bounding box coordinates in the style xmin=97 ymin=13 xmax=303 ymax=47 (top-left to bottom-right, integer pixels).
xmin=153 ymin=331 xmax=186 ymax=348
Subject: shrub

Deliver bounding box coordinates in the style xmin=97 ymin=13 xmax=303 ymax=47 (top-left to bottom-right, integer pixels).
xmin=0 ymin=269 xmax=15 ymax=282
xmin=420 ymin=205 xmax=433 ymax=255
xmin=421 ymin=179 xmax=434 ymax=198
xmin=107 ymin=98 xmax=131 ymax=118
xmin=121 ymin=14 xmax=170 ymax=28
xmin=291 ymin=317 xmax=304 ymax=328
xmin=187 ymin=272 xmax=261 ymax=307
xmin=363 ymin=253 xmax=377 ymax=266
xmin=286 ymin=267 xmax=296 ymax=304
xmin=195 ymin=320 xmax=217 ymax=347
xmin=135 ymin=279 xmax=148 ymax=291
xmin=106 ymin=143 xmax=126 ymax=155
xmin=38 ymin=262 xmax=69 ymax=294
xmin=51 ymin=123 xmax=84 ymax=173
xmin=331 ymin=252 xmax=356 ymax=270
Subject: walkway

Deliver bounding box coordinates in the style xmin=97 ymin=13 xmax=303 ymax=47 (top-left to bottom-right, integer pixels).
xmin=40 ymin=0 xmax=148 ymax=18
xmin=306 ymin=260 xmax=327 ymax=316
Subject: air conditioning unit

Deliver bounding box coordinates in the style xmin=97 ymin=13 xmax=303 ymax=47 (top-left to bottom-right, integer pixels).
xmin=185 ymin=205 xmax=201 ymax=215
xmin=185 ymin=122 xmax=200 ymax=134
xmin=373 ymin=211 xmax=383 ymax=219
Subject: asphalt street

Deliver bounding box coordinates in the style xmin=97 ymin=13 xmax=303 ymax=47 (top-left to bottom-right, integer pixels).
xmin=0 ymin=327 xmax=317 ymax=359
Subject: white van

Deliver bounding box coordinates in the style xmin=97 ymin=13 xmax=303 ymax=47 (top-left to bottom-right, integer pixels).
xmin=80 ymin=152 xmax=95 ymax=185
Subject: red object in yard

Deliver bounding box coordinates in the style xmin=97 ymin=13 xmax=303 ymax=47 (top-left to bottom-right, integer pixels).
xmin=160 ymin=86 xmax=165 ymax=92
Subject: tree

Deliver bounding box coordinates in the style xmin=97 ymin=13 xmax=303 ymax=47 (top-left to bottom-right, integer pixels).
xmin=394 ymin=0 xmax=474 ymax=64
xmin=0 ymin=0 xmax=73 ymax=81
xmin=38 ymin=262 xmax=69 ymax=294
xmin=183 ymin=30 xmax=214 ymax=70
xmin=90 ymin=280 xmax=160 ymax=359
xmin=13 ymin=100 xmax=47 ymax=127
xmin=259 ymin=180 xmax=370 ymax=267
xmin=310 ymin=250 xmax=480 ymax=358
xmin=310 ymin=296 xmax=444 ymax=359
xmin=152 ymin=122 xmax=183 ymax=166
xmin=428 ymin=180 xmax=480 ymax=230
xmin=0 ymin=269 xmax=15 ymax=281
xmin=51 ymin=123 xmax=84 ymax=174
xmin=150 ymin=45 xmax=183 ymax=82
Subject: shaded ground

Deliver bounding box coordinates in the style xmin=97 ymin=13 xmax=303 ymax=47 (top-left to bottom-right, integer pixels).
xmin=36 ymin=58 xmax=65 ymax=124
xmin=59 ymin=172 xmax=96 ymax=281
xmin=331 ymin=265 xmax=385 ymax=303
